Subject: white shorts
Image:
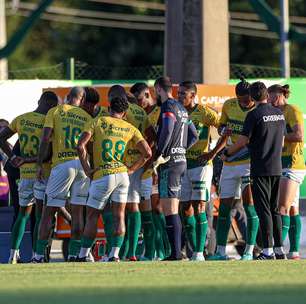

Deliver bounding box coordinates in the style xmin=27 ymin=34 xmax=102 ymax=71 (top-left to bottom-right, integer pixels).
xmin=46 ymin=159 xmax=89 ymax=208
xmin=141 ymin=177 xmax=152 ymax=201
xmin=127 ymin=168 xmax=143 ymax=203
xmin=87 ymin=172 xmax=129 ymax=210
xmin=282 ymin=168 xmax=306 ymax=208
xmin=219 ymin=164 xmax=250 ymax=199
xmin=181 ymin=165 xmax=213 ymax=202
xmin=18 ymin=178 xmax=48 ymax=207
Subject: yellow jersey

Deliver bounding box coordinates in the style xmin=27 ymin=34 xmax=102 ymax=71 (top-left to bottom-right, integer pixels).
xmin=94 ymin=106 xmax=109 ymax=118
xmin=44 ymin=104 xmax=93 ymax=167
xmin=282 ymin=104 xmax=305 ymax=170
xmin=220 ymin=98 xmax=255 ymax=166
xmin=85 ymin=116 xmax=144 ymax=180
xmin=9 ymin=112 xmax=50 ymax=179
xmin=124 ymin=103 xmax=150 ymax=166
xmin=186 ymin=104 xmax=219 ymax=169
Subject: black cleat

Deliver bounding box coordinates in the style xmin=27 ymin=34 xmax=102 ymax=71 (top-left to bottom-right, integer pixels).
xmin=275 ymin=253 xmax=287 ymax=260
xmin=108 ymin=257 xmax=120 ymax=262
xmin=76 ymin=255 xmax=94 ymax=262
xmin=31 ymin=257 xmax=45 ymax=263
xmin=256 ymin=253 xmax=275 ymax=260
xmin=67 ymin=256 xmax=77 ymax=262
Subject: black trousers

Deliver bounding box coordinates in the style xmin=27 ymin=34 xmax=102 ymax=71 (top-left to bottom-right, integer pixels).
xmin=251 ymin=176 xmax=282 ymax=249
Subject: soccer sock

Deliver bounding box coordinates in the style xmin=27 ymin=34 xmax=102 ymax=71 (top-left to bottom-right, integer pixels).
xmin=195 ymin=212 xmax=208 ymax=253
xmin=152 ymin=213 xmax=165 ymax=259
xmin=119 ymin=233 xmax=129 ymax=260
xmin=32 ymin=213 xmax=41 ymax=252
xmin=216 ymin=203 xmax=232 ymax=249
xmin=183 ymin=214 xmax=196 ymax=251
xmin=11 ymin=212 xmax=30 ymax=250
xmin=69 ymin=238 xmax=82 ymax=257
xmin=160 ymin=213 xmax=171 ymax=257
xmin=141 ymin=211 xmax=156 ymax=260
xmin=289 ymin=214 xmax=302 ymax=253
xmin=165 ymin=214 xmax=182 ymax=260
xmin=35 ymin=239 xmax=49 ymax=256
xmin=243 ymin=204 xmax=259 ymax=252
xmin=102 ymin=211 xmax=113 ymax=255
xmin=127 ymin=211 xmax=141 ymax=258
xmin=79 ymin=236 xmax=95 ymax=258
xmin=110 ymin=235 xmax=124 ymax=258
xmin=281 ymin=215 xmax=290 ymax=242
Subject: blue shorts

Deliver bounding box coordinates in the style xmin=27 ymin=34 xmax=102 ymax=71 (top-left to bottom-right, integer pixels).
xmin=158 ymin=162 xmax=186 ymax=199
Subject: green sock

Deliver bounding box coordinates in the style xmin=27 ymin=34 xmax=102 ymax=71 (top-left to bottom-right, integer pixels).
xmin=289 ymin=215 xmax=302 ymax=252
xmin=69 ymin=239 xmax=82 ymax=256
xmin=159 ymin=213 xmax=171 ymax=257
xmin=33 ymin=214 xmax=41 ymax=252
xmin=11 ymin=212 xmax=30 ymax=250
xmin=152 ymin=213 xmax=165 ymax=259
xmin=112 ymin=235 xmax=124 ymax=248
xmin=127 ymin=211 xmax=141 ymax=258
xmin=119 ymin=233 xmax=129 ymax=260
xmin=216 ymin=203 xmax=232 ymax=246
xmin=36 ymin=239 xmax=48 ymax=255
xmin=81 ymin=236 xmax=95 ymax=249
xmin=243 ymin=204 xmax=259 ymax=245
xmin=102 ymin=211 xmax=113 ymax=255
xmin=141 ymin=211 xmax=156 ymax=259
xmin=183 ymin=215 xmax=196 ymax=251
xmin=281 ymin=215 xmax=290 ymax=242
xmin=195 ymin=212 xmax=208 ymax=253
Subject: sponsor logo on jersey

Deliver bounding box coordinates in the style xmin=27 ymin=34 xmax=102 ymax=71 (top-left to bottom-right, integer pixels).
xmin=263 ymin=115 xmax=285 ymax=122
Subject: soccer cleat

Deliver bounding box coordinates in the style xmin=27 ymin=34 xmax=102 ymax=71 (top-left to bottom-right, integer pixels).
xmin=108 ymin=257 xmax=120 ymax=262
xmin=256 ymin=253 xmax=275 ymax=260
xmin=275 ymin=253 xmax=287 ymax=260
xmin=31 ymin=257 xmax=45 ymax=263
xmin=67 ymin=256 xmax=77 ymax=262
xmin=241 ymin=253 xmax=253 ymax=261
xmin=287 ymin=253 xmax=300 ymax=260
xmin=207 ymin=253 xmax=230 ymax=261
xmin=128 ymin=256 xmax=138 ymax=262
xmin=76 ymin=255 xmax=95 ymax=262
xmin=191 ymin=252 xmax=205 ymax=261
xmin=139 ymin=256 xmax=153 ymax=261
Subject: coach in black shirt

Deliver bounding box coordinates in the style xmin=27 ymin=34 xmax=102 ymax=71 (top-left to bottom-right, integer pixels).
xmin=224 ymin=81 xmax=286 ymax=260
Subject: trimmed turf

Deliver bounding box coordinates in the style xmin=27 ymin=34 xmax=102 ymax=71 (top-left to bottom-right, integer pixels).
xmin=0 ymin=261 xmax=306 ymax=304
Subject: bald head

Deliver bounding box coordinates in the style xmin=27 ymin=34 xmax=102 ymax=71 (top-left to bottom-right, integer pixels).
xmin=108 ymin=85 xmax=127 ymax=102
xmin=67 ymin=87 xmax=85 ymax=106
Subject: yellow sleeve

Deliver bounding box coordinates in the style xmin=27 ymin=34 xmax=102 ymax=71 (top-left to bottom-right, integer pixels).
xmin=132 ymin=127 xmax=144 ymax=145
xmin=8 ymin=117 xmax=18 ymax=133
xmin=44 ymin=108 xmax=55 ymax=129
xmin=289 ymin=106 xmax=304 ymax=127
xmin=219 ymin=103 xmax=228 ymax=125
xmin=205 ymin=107 xmax=220 ymax=128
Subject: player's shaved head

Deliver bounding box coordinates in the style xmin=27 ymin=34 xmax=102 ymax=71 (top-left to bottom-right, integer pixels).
xmin=108 ymin=85 xmax=127 ymax=101
xmin=67 ymin=87 xmax=85 ymax=106
xmin=39 ymin=91 xmax=58 ymax=107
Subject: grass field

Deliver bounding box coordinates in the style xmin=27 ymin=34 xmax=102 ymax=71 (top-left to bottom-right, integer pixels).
xmin=1 ymin=261 xmax=306 ymax=304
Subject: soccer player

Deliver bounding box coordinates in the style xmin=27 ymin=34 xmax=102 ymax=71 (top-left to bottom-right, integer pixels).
xmin=209 ymin=78 xmax=259 ymax=261
xmin=154 ymin=76 xmax=198 ymax=260
xmin=33 ymin=87 xmax=100 ymax=263
xmin=0 ymin=91 xmax=58 ymax=263
xmin=178 ymin=81 xmax=225 ymax=261
xmin=226 ymin=81 xmax=285 ymax=260
xmin=77 ymin=96 xmax=151 ymax=262
xmin=268 ymin=84 xmax=305 ymax=259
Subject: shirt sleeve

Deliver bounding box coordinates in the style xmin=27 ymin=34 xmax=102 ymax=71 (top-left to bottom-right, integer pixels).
xmin=8 ymin=117 xmax=18 ymax=133
xmin=205 ymin=107 xmax=220 ymax=128
xmin=290 ymin=106 xmax=304 ymax=128
xmin=132 ymin=127 xmax=144 ymax=145
xmin=43 ymin=108 xmax=55 ymax=129
xmin=219 ymin=103 xmax=228 ymax=126
xmin=241 ymin=112 xmax=255 ymax=138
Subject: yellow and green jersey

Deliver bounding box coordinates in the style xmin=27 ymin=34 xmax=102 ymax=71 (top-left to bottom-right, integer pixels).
xmin=282 ymin=104 xmax=305 ymax=170
xmin=186 ymin=104 xmax=219 ymax=169
xmin=220 ymin=98 xmax=255 ymax=166
xmin=85 ymin=116 xmax=144 ymax=180
xmin=44 ymin=104 xmax=93 ymax=167
xmin=9 ymin=112 xmax=50 ymax=179
xmin=94 ymin=106 xmax=108 ymax=118
xmin=124 ymin=103 xmax=151 ymax=166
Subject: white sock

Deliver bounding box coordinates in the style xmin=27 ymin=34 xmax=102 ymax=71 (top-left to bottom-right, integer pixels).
xmin=244 ymin=245 xmax=254 ymax=255
xmin=79 ymin=247 xmax=91 ymax=258
xmin=263 ymin=248 xmax=274 ymax=256
xmin=274 ymin=247 xmax=285 ymax=255
xmin=34 ymin=253 xmax=44 ymax=259
xmin=216 ymin=245 xmax=226 ymax=256
xmin=9 ymin=249 xmax=19 ymax=261
xmin=109 ymin=247 xmax=120 ymax=258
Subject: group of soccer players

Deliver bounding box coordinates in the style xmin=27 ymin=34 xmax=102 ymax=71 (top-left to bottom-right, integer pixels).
xmin=0 ymin=75 xmax=304 ymax=263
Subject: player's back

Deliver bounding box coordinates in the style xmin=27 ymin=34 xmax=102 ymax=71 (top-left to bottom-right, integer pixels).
xmin=44 ymin=104 xmax=93 ymax=167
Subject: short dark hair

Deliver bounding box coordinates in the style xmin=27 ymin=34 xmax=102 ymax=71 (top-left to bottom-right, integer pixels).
xmin=235 ymin=77 xmax=250 ymax=96
xmin=130 ymin=83 xmax=148 ymax=96
xmin=249 ymin=81 xmax=268 ymax=102
xmin=110 ymin=96 xmax=129 ymax=114
xmin=126 ymin=92 xmax=137 ymax=104
xmin=268 ymin=84 xmax=290 ymax=99
xmin=179 ymin=81 xmax=197 ymax=94
xmin=0 ymin=119 xmax=9 ymax=126
xmin=40 ymin=91 xmax=58 ymax=105
xmin=108 ymin=85 xmax=126 ymax=100
xmin=84 ymin=87 xmax=100 ymax=105
xmin=154 ymin=76 xmax=172 ymax=92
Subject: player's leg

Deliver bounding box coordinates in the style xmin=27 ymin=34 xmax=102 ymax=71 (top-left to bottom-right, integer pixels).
xmin=101 ymin=201 xmax=113 ymax=257
xmin=288 ymin=204 xmax=301 ymax=259
xmin=9 ymin=179 xmax=35 ymax=264
xmin=139 ymin=177 xmax=155 ymax=260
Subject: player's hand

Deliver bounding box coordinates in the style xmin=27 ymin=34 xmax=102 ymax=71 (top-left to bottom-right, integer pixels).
xmin=11 ymin=156 xmax=25 ymax=168
xmin=221 ymin=127 xmax=232 ymax=137
xmin=152 ymin=172 xmax=158 ymax=185
xmin=36 ymin=165 xmax=45 ymax=182
xmin=85 ymin=168 xmax=98 ymax=179
xmin=197 ymin=151 xmax=214 ymax=165
xmin=153 ymin=155 xmax=170 ymax=175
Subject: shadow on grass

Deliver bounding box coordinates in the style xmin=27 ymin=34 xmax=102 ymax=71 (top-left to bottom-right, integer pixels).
xmin=1 ymin=285 xmax=305 ymax=304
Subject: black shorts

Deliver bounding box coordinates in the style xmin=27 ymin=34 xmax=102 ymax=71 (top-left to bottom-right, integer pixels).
xmin=158 ymin=161 xmax=186 ymax=199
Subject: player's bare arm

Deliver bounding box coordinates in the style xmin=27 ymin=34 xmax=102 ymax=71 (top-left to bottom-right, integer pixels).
xmin=285 ymin=123 xmax=304 ymax=142
xmin=225 ymin=135 xmax=249 ymax=157
xmin=37 ymin=127 xmax=53 ymax=180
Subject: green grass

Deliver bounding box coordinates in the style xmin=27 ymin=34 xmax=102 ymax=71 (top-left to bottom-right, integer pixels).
xmin=1 ymin=261 xmax=306 ymax=304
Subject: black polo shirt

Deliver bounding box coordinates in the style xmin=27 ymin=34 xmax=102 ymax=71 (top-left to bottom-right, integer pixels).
xmin=241 ymin=103 xmax=285 ymax=177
